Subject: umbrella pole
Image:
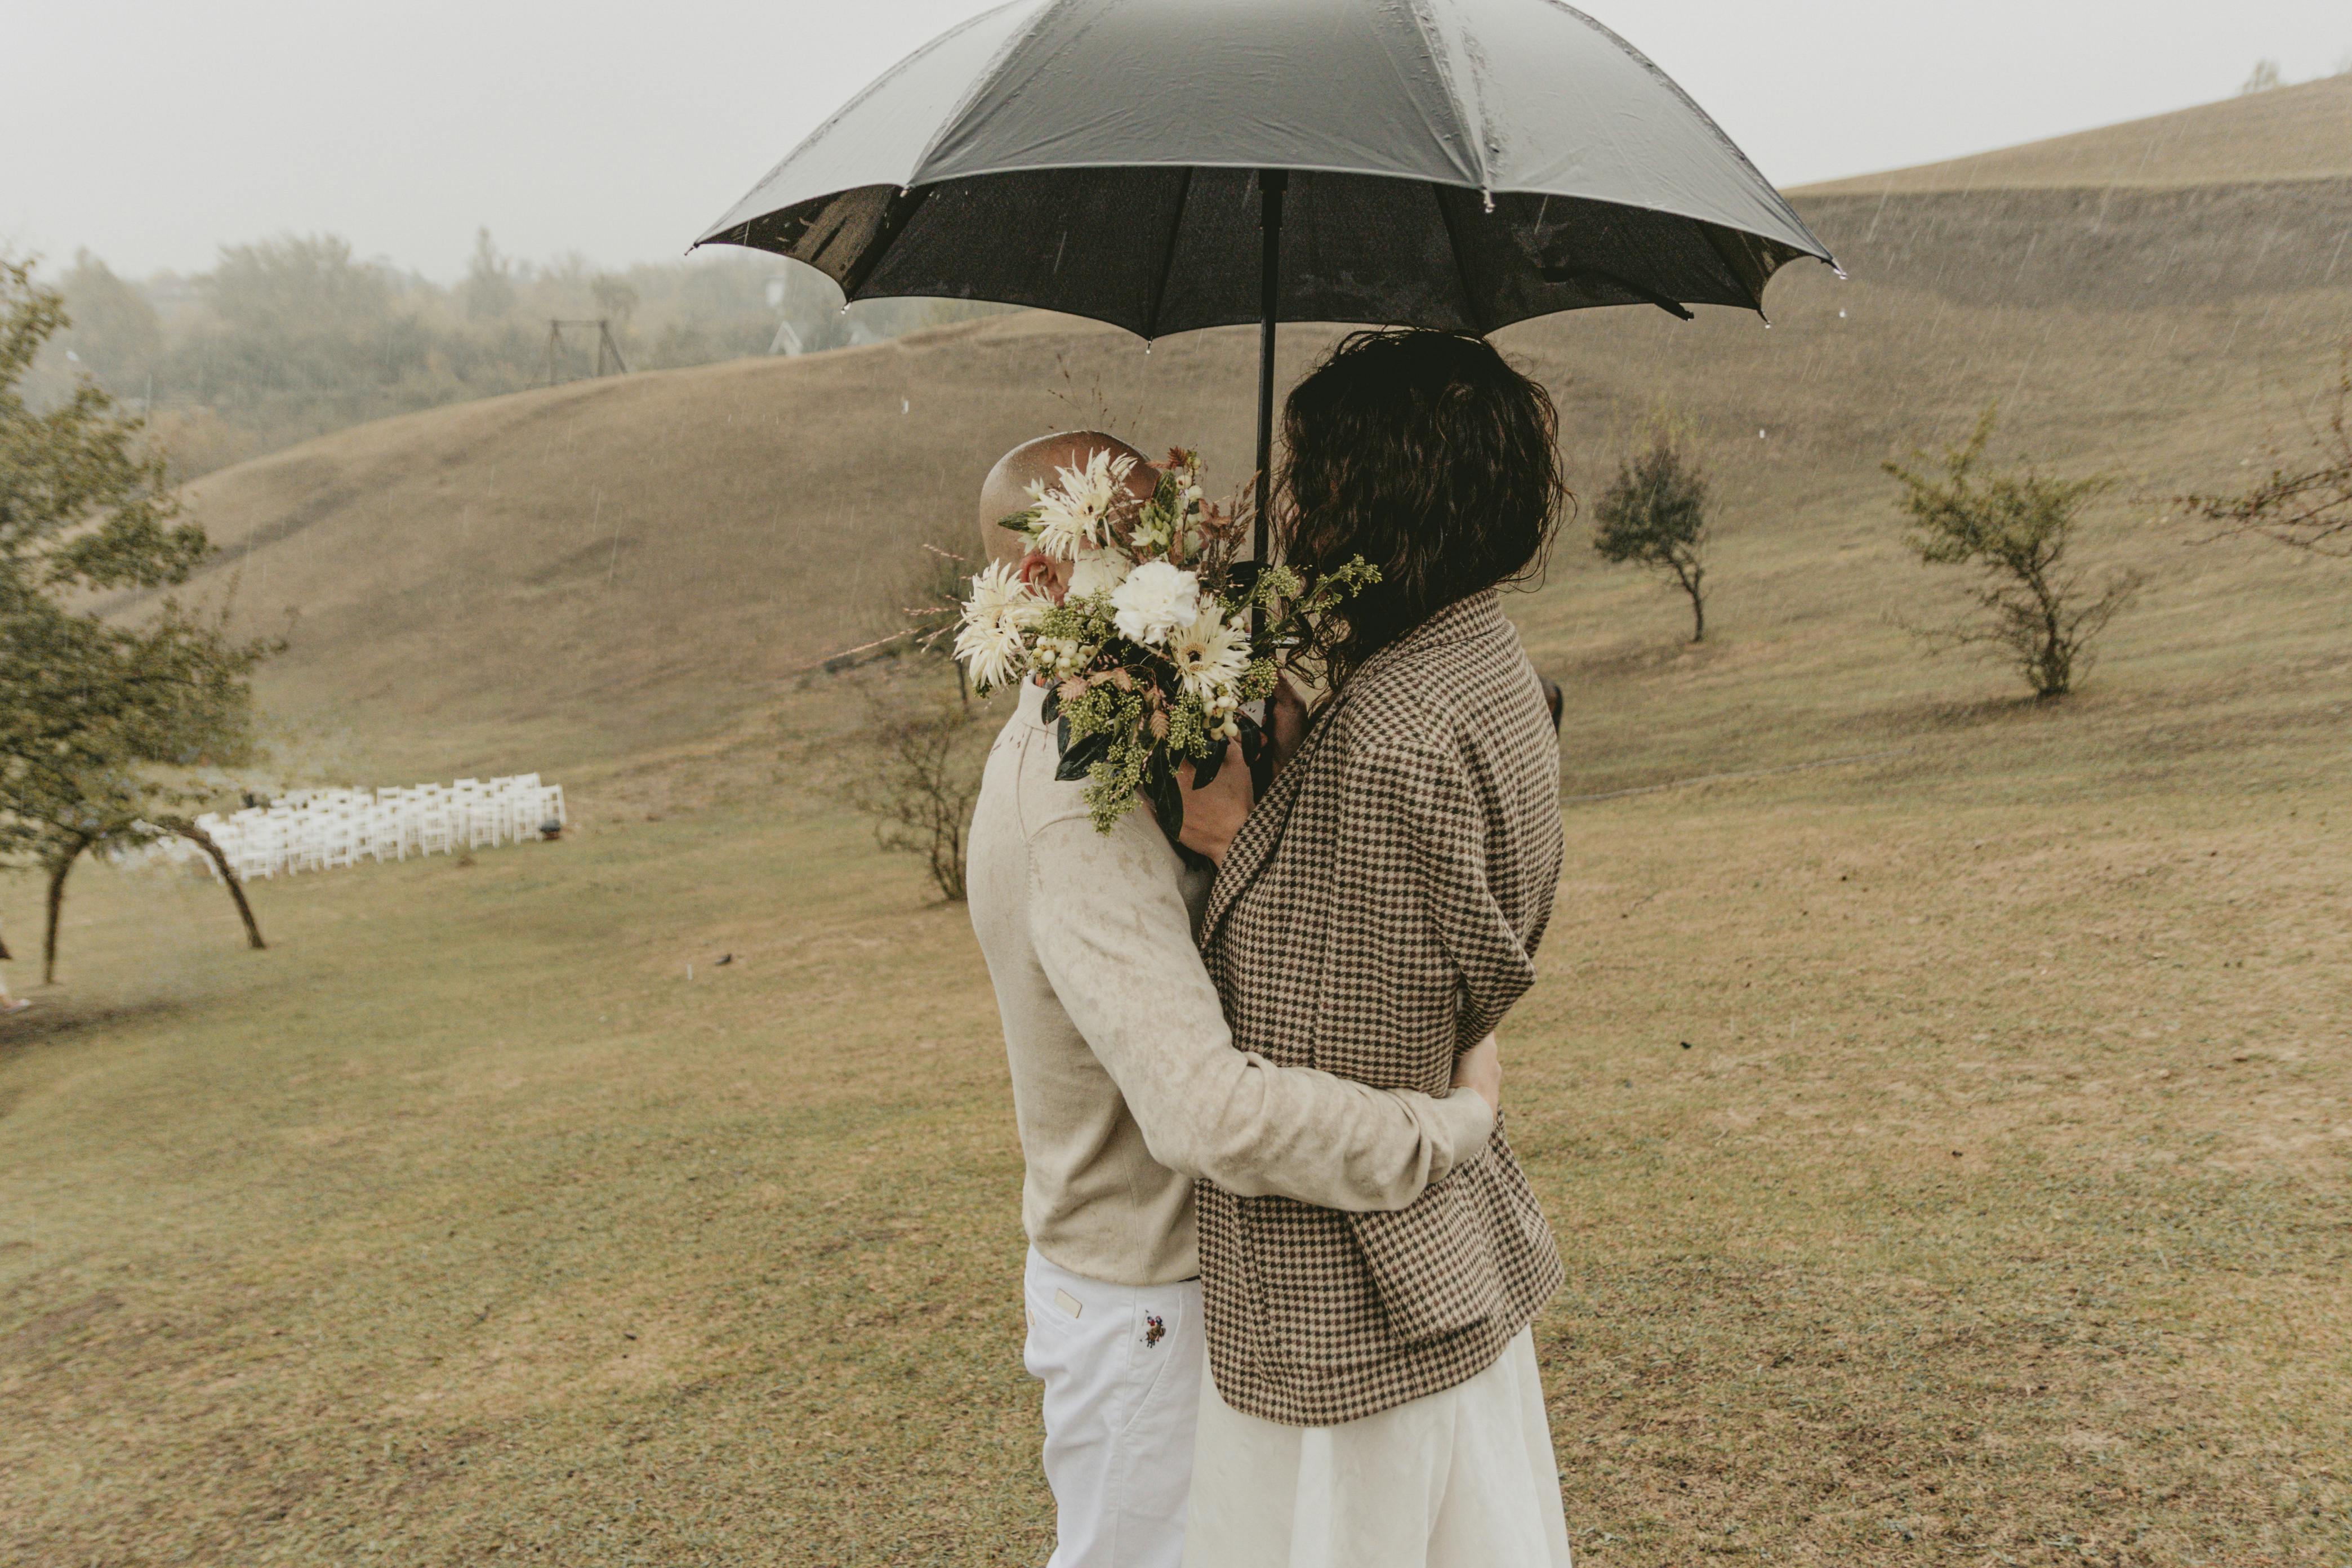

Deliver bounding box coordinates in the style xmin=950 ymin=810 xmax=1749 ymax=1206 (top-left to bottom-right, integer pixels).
xmin=1253 ymin=170 xmax=1287 ymax=575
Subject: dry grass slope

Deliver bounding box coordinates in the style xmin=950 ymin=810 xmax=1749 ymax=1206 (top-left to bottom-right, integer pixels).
xmin=129 ymin=80 xmax=2347 ymax=791
xmin=1797 ymin=74 xmax=2352 ymax=194
xmin=8 ymin=83 xmax=2351 ymax=1567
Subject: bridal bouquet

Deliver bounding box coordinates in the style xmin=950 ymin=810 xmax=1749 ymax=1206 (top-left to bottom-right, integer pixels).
xmin=954 ymin=447 xmax=1376 ymax=840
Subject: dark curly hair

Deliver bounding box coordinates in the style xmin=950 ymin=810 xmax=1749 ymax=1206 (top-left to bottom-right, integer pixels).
xmin=1276 ymin=329 xmax=1568 ymax=690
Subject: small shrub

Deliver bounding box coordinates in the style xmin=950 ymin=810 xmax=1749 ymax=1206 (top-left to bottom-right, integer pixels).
xmin=1593 ymin=416 xmax=1713 ymax=643
xmin=843 ymin=685 xmax=990 ymax=902
xmin=1885 ymin=407 xmax=2142 ymax=700
xmin=2178 ymin=346 xmax=2351 ymax=558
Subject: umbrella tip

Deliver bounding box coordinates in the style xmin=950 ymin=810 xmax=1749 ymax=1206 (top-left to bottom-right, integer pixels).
xmin=1481 ymin=189 xmax=1495 ymax=214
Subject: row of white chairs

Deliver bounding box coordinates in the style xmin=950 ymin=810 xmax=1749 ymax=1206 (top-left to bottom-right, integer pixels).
xmin=117 ymin=775 xmax=567 ymax=883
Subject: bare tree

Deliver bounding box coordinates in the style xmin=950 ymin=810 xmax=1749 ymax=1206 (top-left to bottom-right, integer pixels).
xmin=2240 ymin=59 xmax=2283 ymax=94
xmin=843 ymin=685 xmax=990 ymax=902
xmin=1592 ymin=415 xmax=1712 ymax=642
xmin=2178 ymin=348 xmax=2351 ymax=558
xmin=828 ymin=544 xmax=995 ymax=901
xmin=903 ymin=545 xmax=975 ymax=703
xmin=1885 ymin=407 xmax=2142 ymax=700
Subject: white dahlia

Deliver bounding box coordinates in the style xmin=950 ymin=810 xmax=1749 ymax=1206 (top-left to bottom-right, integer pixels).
xmin=955 ymin=559 xmax=1045 ymax=691
xmin=1168 ymin=610 xmax=1250 ymax=705
xmin=1066 ymin=546 xmax=1132 ymax=602
xmin=1028 ymin=447 xmax=1137 ymax=561
xmin=1110 ymin=559 xmax=1201 ymax=647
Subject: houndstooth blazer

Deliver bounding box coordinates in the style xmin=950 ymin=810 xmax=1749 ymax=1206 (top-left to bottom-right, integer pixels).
xmin=1197 ymin=588 xmax=1567 ymax=1427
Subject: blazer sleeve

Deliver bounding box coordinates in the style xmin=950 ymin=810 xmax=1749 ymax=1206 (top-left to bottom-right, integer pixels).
xmin=1352 ymin=735 xmax=1543 ymax=1049
xmin=1024 ymin=810 xmax=1494 ymax=1211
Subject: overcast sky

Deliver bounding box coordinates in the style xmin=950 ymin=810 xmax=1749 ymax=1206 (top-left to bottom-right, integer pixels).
xmin=7 ymin=1 xmax=2346 ymax=281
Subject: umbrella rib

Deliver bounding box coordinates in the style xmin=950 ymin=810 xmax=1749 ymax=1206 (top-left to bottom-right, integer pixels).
xmin=1141 ymin=167 xmax=1196 ymax=341
xmin=1537 ymin=261 xmax=1695 ymax=321
xmin=906 ymin=0 xmax=1072 ymax=185
xmin=1431 ymin=185 xmax=1487 ymax=335
xmin=1693 ymin=222 xmax=1773 ymax=315
xmin=840 ymin=186 xmax=936 ymax=301
xmin=1401 ymin=0 xmax=1491 ymax=193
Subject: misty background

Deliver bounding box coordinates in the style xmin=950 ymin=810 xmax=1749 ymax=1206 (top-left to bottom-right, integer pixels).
xmin=8 ymin=0 xmax=2349 ymax=478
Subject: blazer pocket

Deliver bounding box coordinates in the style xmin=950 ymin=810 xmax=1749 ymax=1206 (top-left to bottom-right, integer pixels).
xmin=1242 ymin=1197 xmax=1387 ymax=1371
xmin=1347 ymin=1157 xmax=1506 ymax=1345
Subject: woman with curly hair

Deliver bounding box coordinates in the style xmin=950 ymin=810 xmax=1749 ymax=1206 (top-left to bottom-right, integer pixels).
xmin=1177 ymin=329 xmax=1573 ymax=1567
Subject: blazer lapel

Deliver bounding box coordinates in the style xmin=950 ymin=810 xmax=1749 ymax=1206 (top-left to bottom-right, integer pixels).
xmin=1200 ymin=591 xmax=1508 ymax=949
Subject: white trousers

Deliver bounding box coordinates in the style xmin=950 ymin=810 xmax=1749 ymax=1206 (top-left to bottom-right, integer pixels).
xmin=1023 ymin=1248 xmax=1205 ymax=1568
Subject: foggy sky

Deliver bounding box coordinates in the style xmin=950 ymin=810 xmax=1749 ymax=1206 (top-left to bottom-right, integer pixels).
xmin=7 ymin=0 xmax=2346 ymax=281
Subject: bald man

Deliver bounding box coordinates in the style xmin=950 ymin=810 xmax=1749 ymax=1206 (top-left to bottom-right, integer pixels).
xmin=964 ymin=432 xmax=1502 ymax=1568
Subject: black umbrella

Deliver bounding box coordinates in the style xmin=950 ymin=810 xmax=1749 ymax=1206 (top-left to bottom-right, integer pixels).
xmin=693 ymin=0 xmax=1838 ymax=558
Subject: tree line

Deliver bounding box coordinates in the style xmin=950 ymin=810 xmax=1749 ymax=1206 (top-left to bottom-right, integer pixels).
xmin=23 ymin=233 xmax=998 ymax=480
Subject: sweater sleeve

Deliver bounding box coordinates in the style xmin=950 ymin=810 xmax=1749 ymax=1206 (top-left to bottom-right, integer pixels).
xmin=1024 ymin=812 xmax=1493 ymax=1212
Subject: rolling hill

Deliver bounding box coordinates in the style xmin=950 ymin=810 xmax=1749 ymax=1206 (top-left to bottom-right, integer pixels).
xmin=1796 ymin=73 xmax=2352 ymax=194
xmin=153 ymin=74 xmax=2351 ymax=799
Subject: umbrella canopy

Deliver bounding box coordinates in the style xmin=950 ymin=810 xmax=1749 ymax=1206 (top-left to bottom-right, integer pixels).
xmin=694 ymin=0 xmax=1836 ymax=335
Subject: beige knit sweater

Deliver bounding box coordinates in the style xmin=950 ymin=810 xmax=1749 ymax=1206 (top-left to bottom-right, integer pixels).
xmin=966 ymin=681 xmax=1495 ymax=1287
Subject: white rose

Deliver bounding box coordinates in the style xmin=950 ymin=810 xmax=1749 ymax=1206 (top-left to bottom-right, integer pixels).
xmin=1110 ymin=560 xmax=1201 ymax=647
xmin=1066 ymin=548 xmax=1132 ymax=601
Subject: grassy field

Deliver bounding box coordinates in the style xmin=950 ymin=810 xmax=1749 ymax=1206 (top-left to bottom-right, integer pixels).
xmin=3 ymin=660 xmax=2345 ymax=1566
xmin=8 ymin=81 xmax=2352 ymax=1568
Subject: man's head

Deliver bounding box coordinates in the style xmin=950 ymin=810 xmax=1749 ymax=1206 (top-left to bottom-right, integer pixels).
xmin=978 ymin=430 xmax=1156 ymax=569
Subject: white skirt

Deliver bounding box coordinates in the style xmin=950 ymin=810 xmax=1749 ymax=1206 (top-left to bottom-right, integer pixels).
xmin=1180 ymin=1328 xmax=1573 ymax=1568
